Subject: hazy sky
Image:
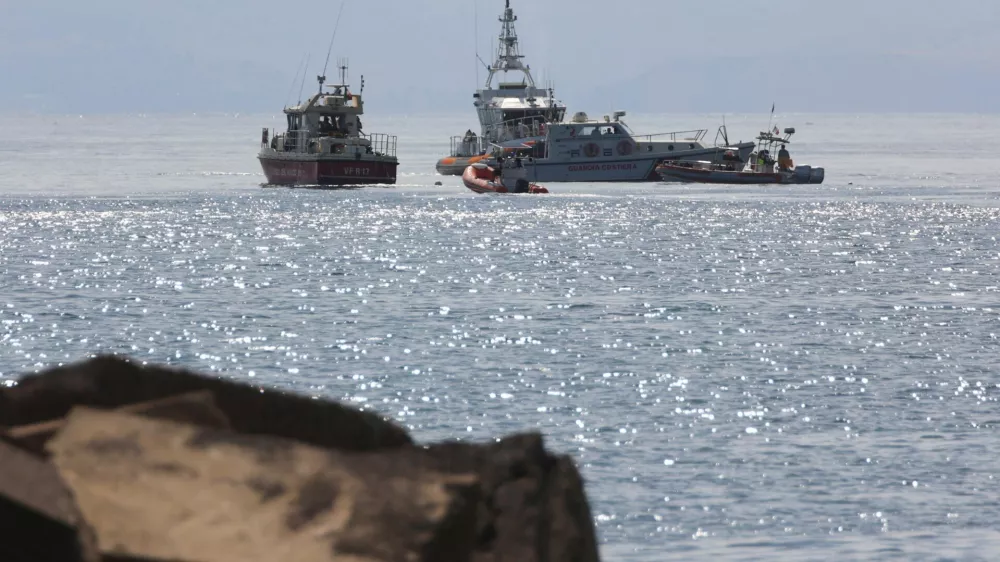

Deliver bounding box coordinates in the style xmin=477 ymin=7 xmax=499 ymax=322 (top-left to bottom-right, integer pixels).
xmin=2 ymin=0 xmax=998 ymax=114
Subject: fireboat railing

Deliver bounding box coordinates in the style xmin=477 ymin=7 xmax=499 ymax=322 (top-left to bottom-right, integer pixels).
xmin=633 ymin=129 xmax=708 ymax=144
xmin=261 ymin=129 xmax=310 ymax=153
xmin=364 ymin=133 xmax=397 ymax=158
xmin=259 ymin=129 xmax=397 ymax=158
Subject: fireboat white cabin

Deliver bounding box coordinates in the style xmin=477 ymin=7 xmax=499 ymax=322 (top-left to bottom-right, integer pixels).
xmin=258 ymin=63 xmax=398 ymax=186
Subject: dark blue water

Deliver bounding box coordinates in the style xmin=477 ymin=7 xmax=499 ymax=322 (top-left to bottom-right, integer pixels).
xmin=2 ymin=113 xmax=1000 ymax=560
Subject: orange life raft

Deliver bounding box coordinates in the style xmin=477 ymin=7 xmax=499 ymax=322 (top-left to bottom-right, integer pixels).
xmin=461 ymin=164 xmax=548 ymax=194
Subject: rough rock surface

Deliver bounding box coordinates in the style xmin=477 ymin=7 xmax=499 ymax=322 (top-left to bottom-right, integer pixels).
xmin=47 ymin=407 xmax=479 ymax=562
xmin=0 ymin=440 xmax=99 ymax=562
xmin=3 ymin=390 xmax=230 ymax=456
xmin=408 ymin=435 xmax=600 ymax=562
xmin=0 ymin=355 xmax=411 ymax=452
xmin=0 ymin=356 xmax=601 ymax=562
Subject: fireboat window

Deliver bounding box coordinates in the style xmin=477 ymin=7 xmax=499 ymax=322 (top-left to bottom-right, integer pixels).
xmin=316 ymin=114 xmax=352 ymax=136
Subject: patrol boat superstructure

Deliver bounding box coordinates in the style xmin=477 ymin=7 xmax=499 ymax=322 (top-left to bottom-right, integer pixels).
xmin=497 ymin=111 xmax=756 ymax=182
xmin=435 ymin=0 xmax=566 ymax=175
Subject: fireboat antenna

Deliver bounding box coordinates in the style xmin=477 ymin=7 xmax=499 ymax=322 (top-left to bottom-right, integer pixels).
xmin=318 ymin=0 xmax=347 ymax=93
xmin=285 ymin=54 xmax=307 ymax=108
xmin=297 ymin=54 xmax=311 ymax=104
xmin=338 ymin=58 xmax=348 ymax=86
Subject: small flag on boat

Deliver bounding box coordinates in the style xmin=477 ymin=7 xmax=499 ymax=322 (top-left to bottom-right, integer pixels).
xmin=770 ymin=103 xmax=775 ymax=114
xmin=773 ymin=126 xmax=779 ymax=135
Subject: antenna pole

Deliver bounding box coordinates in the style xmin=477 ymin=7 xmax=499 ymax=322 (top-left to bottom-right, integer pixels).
xmin=338 ymin=59 xmax=348 ymax=86
xmin=297 ymin=54 xmax=311 ymax=104
xmin=285 ymin=54 xmax=307 ymax=107
xmin=319 ymin=0 xmax=347 ymax=91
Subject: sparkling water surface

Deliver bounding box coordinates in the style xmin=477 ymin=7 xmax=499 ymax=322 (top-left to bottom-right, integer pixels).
xmin=2 ymin=113 xmax=1000 ymax=560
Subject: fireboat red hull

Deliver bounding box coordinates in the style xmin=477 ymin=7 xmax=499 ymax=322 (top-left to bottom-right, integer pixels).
xmin=259 ymin=157 xmax=398 ymax=186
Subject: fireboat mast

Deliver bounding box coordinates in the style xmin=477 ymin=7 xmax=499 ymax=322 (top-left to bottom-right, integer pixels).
xmin=317 ymin=59 xmax=358 ymax=96
xmin=317 ymin=0 xmax=346 ymax=94
xmin=484 ymin=0 xmax=535 ymax=89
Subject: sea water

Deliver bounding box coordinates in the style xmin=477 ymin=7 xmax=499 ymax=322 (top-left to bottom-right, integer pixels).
xmin=2 ymin=112 xmax=999 ymax=560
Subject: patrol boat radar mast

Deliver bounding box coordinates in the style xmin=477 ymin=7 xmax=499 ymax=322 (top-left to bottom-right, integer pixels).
xmin=435 ymin=0 xmax=566 ymax=175
xmin=486 ymin=0 xmax=533 ymax=90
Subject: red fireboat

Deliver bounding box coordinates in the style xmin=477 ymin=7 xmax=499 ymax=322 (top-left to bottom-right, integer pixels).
xmin=258 ymin=63 xmax=398 ymax=187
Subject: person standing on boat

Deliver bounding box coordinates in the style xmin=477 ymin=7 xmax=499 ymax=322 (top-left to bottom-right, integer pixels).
xmin=778 ymin=145 xmax=793 ymax=171
xmin=335 ymin=115 xmax=350 ymax=136
xmin=319 ymin=116 xmax=334 ymax=135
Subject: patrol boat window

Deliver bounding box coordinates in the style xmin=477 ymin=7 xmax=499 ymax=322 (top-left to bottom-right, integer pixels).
xmin=576 ymin=124 xmax=625 ymax=137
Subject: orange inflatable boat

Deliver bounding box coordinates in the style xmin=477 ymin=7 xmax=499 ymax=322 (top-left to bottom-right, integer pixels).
xmin=462 ymin=163 xmax=548 ymax=194
xmin=437 ymin=154 xmax=488 ymax=176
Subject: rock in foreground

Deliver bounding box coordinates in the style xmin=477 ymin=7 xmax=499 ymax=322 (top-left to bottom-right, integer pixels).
xmin=0 ymin=356 xmax=600 ymax=562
